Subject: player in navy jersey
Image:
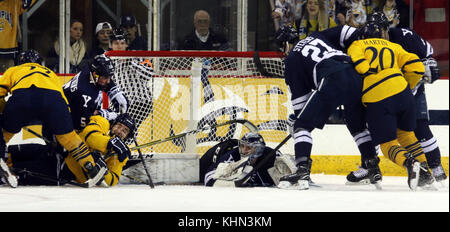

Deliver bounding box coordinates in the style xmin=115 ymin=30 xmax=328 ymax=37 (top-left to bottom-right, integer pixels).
xmin=278 ymin=25 xmax=379 ymax=190
xmin=347 ymin=12 xmax=446 ymax=183
xmin=62 ymin=54 xmax=128 ymax=131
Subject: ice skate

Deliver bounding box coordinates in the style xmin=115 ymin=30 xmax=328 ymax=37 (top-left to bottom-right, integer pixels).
xmin=278 ymin=159 xmax=311 ymax=190
xmin=346 ymin=158 xmax=382 ymax=189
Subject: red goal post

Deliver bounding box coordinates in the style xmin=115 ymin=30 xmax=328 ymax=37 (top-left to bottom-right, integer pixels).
xmin=105 ymin=50 xmax=293 ymax=156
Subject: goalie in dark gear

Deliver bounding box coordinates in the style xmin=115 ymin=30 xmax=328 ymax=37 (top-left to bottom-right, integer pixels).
xmin=200 ymin=132 xmax=295 ymax=187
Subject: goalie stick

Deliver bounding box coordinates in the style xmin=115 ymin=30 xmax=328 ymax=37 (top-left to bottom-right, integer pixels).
xmin=130 ymin=119 xmax=258 ymax=151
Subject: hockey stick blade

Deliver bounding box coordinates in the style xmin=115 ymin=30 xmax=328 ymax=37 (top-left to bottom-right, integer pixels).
xmin=130 ymin=119 xmax=258 ymax=151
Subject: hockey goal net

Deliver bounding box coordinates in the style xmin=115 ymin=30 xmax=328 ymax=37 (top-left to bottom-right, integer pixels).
xmin=105 ymin=50 xmax=293 ymax=156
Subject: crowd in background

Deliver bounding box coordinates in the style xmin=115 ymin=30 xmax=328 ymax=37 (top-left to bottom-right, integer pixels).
xmin=0 ymin=0 xmax=439 ymax=74
xmin=271 ymin=0 xmax=403 ymax=39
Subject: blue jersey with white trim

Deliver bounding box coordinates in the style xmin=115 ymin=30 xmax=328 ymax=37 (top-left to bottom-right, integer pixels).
xmin=63 ymin=66 xmax=103 ymax=131
xmin=284 ymin=26 xmax=358 ymax=114
xmin=388 ymin=27 xmax=433 ymax=59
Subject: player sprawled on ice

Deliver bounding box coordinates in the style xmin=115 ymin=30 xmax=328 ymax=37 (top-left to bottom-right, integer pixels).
xmin=62 ymin=53 xmax=129 ymax=131
xmin=200 ymin=132 xmax=297 ymax=187
xmin=347 ymin=23 xmax=435 ymax=190
xmin=0 ymin=50 xmax=106 ymax=188
xmin=0 ymin=113 xmax=136 ymax=187
xmin=347 ymin=12 xmax=445 ymax=183
xmin=278 ymin=25 xmax=379 ymax=190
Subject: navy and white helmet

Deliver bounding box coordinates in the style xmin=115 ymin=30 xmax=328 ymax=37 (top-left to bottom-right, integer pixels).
xmin=15 ymin=49 xmax=43 ymax=65
xmin=112 ymin=113 xmax=136 ymax=139
xmin=360 ymin=23 xmax=383 ymax=39
xmin=367 ymin=12 xmax=389 ymax=29
xmin=238 ymin=132 xmax=265 ymax=156
xmin=110 ymin=28 xmax=127 ymax=42
xmin=90 ymin=54 xmax=115 ymax=78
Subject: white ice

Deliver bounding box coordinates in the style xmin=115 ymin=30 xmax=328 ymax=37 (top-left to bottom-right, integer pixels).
xmin=0 ymin=174 xmax=448 ymax=212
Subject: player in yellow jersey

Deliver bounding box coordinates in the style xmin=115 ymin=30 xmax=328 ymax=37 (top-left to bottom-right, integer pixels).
xmin=347 ymin=24 xmax=435 ymax=190
xmin=0 ymin=50 xmax=107 ymax=188
xmin=2 ymin=113 xmax=136 ymax=187
xmin=66 ymin=113 xmax=135 ymax=186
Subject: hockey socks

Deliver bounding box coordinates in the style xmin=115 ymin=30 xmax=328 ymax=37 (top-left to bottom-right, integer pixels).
xmin=352 ymin=130 xmax=378 ymax=165
xmin=415 ymin=119 xmax=442 ymax=169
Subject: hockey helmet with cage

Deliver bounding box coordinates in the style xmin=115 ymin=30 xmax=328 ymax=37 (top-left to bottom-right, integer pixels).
xmin=111 ymin=113 xmax=136 ymax=140
xmin=360 ymin=23 xmax=384 ymax=39
xmin=15 ymin=49 xmax=43 ymax=65
xmin=110 ymin=28 xmax=128 ymax=42
xmin=367 ymin=12 xmax=389 ymax=29
xmin=238 ymin=132 xmax=265 ymax=157
xmin=90 ymin=54 xmax=115 ymax=78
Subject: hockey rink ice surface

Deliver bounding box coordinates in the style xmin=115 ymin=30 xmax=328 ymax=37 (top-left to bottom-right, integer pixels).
xmin=0 ymin=174 xmax=448 ymax=212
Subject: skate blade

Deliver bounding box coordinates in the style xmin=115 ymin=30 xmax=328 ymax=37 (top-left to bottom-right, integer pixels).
xmin=408 ymin=162 xmax=421 ymax=191
xmin=346 ymin=180 xmax=382 ymax=190
xmin=0 ymin=159 xmax=18 ymax=188
xmin=345 ymin=179 xmax=371 ymax=185
xmin=373 ymin=181 xmax=382 ymax=190
xmin=277 ymin=180 xmax=309 ymax=190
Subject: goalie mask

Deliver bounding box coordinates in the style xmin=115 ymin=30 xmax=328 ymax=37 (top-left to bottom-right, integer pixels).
xmin=238 ymin=132 xmax=265 ymax=157
xmin=110 ymin=113 xmax=136 ymax=140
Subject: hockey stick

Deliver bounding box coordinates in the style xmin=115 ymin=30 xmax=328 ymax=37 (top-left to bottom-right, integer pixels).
xmin=234 ymin=133 xmax=292 ymax=187
xmin=130 ymin=119 xmax=258 ymax=151
xmin=253 ymin=51 xmax=284 ymax=79
xmin=11 ymin=167 xmax=90 ymax=188
xmin=132 ymin=136 xmax=155 ymax=188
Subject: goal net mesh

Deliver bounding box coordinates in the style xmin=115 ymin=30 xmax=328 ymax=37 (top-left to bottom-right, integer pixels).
xmin=106 ymin=51 xmax=293 ymax=156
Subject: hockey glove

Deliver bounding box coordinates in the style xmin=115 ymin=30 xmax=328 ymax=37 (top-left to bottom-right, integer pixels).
xmin=97 ymin=108 xmax=118 ymax=121
xmin=107 ymin=137 xmax=131 ymax=162
xmin=422 ymin=58 xmax=441 ymax=84
xmin=108 ymin=85 xmax=129 ymax=114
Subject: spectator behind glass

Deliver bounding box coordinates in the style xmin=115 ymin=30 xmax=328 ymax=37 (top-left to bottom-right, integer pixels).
xmin=0 ymin=0 xmax=37 ymax=72
xmin=88 ymin=22 xmax=112 ymax=59
xmin=329 ymin=0 xmax=348 ymax=25
xmin=345 ymin=0 xmax=372 ymax=28
xmin=120 ymin=15 xmax=148 ymax=50
xmin=47 ymin=19 xmax=89 ymax=73
xmin=376 ymin=0 xmax=400 ymax=28
xmin=178 ymin=10 xmax=230 ymax=51
xmin=272 ymin=0 xmax=299 ymax=28
xmin=297 ymin=0 xmax=337 ymax=40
